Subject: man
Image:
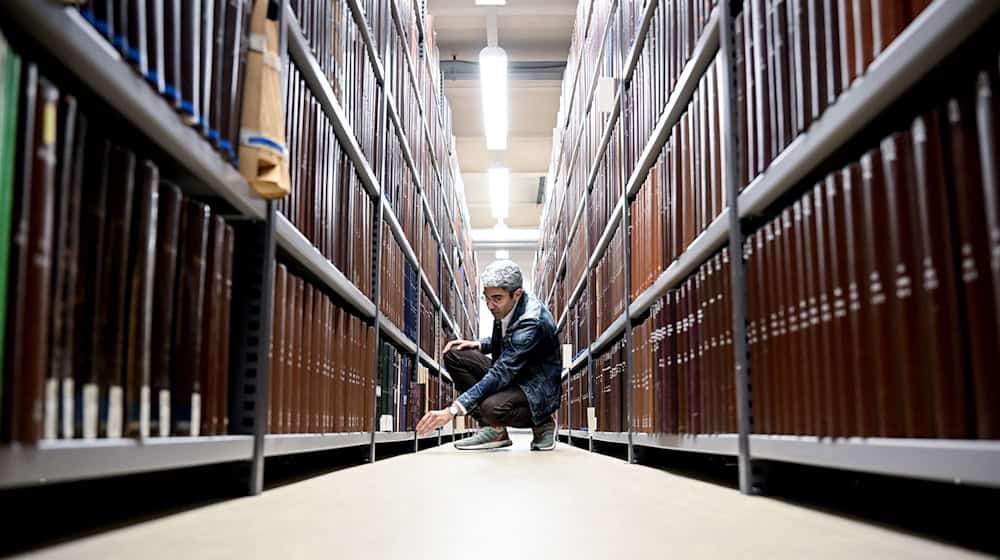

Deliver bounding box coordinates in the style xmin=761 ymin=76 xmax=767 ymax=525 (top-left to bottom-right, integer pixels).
xmin=416 ymin=260 xmax=562 ymax=451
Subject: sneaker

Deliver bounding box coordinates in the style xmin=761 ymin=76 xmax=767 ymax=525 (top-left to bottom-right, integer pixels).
xmin=454 ymin=426 xmax=512 ymax=451
xmin=530 ymin=420 xmax=556 ymax=451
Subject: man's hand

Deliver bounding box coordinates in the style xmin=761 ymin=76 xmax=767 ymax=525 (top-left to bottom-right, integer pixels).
xmin=443 ymin=339 xmax=479 ymax=355
xmin=416 ymin=408 xmax=454 ymax=436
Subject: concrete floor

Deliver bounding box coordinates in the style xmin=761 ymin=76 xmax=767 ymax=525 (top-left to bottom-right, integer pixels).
xmin=17 ymin=431 xmax=987 ymax=559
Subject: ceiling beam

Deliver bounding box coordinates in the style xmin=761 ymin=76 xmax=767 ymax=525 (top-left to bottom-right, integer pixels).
xmin=442 ymin=60 xmax=566 ymax=81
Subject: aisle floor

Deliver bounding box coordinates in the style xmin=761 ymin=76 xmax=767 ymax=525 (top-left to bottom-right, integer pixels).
xmin=19 ymin=431 xmax=986 ymax=559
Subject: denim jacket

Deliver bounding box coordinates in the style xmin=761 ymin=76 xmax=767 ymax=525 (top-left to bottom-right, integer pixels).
xmin=455 ymin=292 xmax=563 ymax=426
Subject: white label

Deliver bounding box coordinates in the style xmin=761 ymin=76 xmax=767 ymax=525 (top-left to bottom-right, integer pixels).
xmin=418 ymin=366 xmax=428 ymax=384
xmin=562 ymin=344 xmax=572 ymax=369
xmin=108 ymin=385 xmax=124 ymax=438
xmin=140 ymin=386 xmax=151 ymax=439
xmin=83 ymin=383 xmax=98 ymax=439
xmin=61 ymin=378 xmax=74 ymax=439
xmin=455 ymin=415 xmax=466 ymax=431
xmin=44 ymin=379 xmax=58 ymax=440
xmin=159 ymin=390 xmax=171 ymax=437
xmin=587 ymin=407 xmax=597 ymax=433
xmin=376 ymin=385 xmax=382 ymax=398
xmin=380 ymin=414 xmax=393 ymax=432
xmin=596 ymin=76 xmax=616 ymax=112
xmin=191 ymin=393 xmax=201 ymax=437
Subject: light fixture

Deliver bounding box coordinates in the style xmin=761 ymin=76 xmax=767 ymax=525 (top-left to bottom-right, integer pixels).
xmin=495 ymin=250 xmax=510 ymax=259
xmin=479 ymin=44 xmax=508 ymax=150
xmin=476 ymin=0 xmax=506 ymax=5
xmin=488 ymin=166 xmax=510 ymax=220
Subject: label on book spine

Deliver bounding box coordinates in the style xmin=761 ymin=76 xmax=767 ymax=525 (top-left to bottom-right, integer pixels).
xmin=140 ymin=386 xmax=151 ymax=439
xmin=588 ymin=407 xmax=597 ymax=433
xmin=108 ymin=386 xmax=124 ymax=438
xmin=62 ymin=378 xmax=74 ymax=439
xmin=562 ymin=344 xmax=572 ymax=369
xmin=83 ymin=383 xmax=98 ymax=439
xmin=44 ymin=379 xmax=59 ymax=440
xmin=191 ymin=393 xmax=201 ymax=437
xmin=159 ymin=390 xmax=171 ymax=437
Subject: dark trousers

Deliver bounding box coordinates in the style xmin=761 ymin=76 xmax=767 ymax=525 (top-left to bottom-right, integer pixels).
xmin=444 ymin=349 xmax=537 ymax=428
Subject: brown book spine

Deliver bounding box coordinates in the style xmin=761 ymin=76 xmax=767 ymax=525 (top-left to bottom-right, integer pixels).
xmin=270 ymin=264 xmax=286 ymax=434
xmin=151 ymin=182 xmax=182 ymax=437
xmin=125 ymin=161 xmax=159 ymax=438
xmin=843 ymin=164 xmax=874 ymax=435
xmin=219 ymin=225 xmax=233 ymax=434
xmin=49 ymin=96 xmax=79 ymax=441
xmin=99 ymin=144 xmax=136 ymax=439
xmin=807 ymin=0 xmax=828 ymax=123
xmin=853 ymin=0 xmax=874 ymax=80
xmin=974 ymin=70 xmax=1000 ymax=438
xmin=812 ymin=183 xmax=836 ymax=436
xmin=838 ymin=0 xmax=856 ymax=90
xmin=172 ymin=200 xmax=209 ymax=436
xmin=791 ymin=0 xmax=813 ymax=134
xmin=312 ymin=286 xmax=323 ymax=432
xmin=880 ymin=133 xmax=926 ymax=437
xmin=779 ymin=208 xmax=801 ymax=433
xmin=58 ymin=108 xmax=87 ymax=440
xmin=768 ymin=219 xmax=789 ymax=434
xmin=290 ymin=276 xmax=303 ymax=432
xmin=200 ymin=216 xmax=225 ymax=436
xmin=860 ymin=150 xmax=900 ymax=437
xmin=947 ymin=96 xmax=999 ymax=440
xmin=910 ymin=113 xmax=968 ymax=439
xmin=6 ymin=71 xmax=57 ymax=444
xmin=823 ymin=175 xmax=849 ymax=436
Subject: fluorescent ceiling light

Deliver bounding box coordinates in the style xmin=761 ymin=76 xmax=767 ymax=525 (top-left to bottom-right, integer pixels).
xmin=476 ymin=0 xmax=506 ymax=5
xmin=479 ymin=46 xmax=508 ymax=151
xmin=495 ymin=250 xmax=510 ymax=259
xmin=488 ymin=166 xmax=510 ymax=220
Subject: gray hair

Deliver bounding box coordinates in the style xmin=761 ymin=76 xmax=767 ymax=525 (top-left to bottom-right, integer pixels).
xmin=481 ymin=260 xmax=523 ymax=293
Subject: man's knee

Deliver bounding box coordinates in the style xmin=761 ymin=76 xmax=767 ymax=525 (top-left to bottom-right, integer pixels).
xmin=444 ymin=348 xmax=475 ymax=369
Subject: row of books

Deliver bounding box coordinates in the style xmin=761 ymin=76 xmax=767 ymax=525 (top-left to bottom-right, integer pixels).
xmin=624 ymin=0 xmax=718 ymax=184
xmin=593 ymin=227 xmax=626 ymax=335
xmin=631 ymin=251 xmax=736 ymax=435
xmin=568 ymin=369 xmax=593 ymax=432
xmin=403 ymin=262 xmax=419 ymax=342
xmin=268 ymin=265 xmax=375 ymax=434
xmin=377 ymin=340 xmax=413 ymax=431
xmin=0 ymin=50 xmax=235 ymax=443
xmin=746 ymin=79 xmax=1000 ymax=439
xmin=419 ymin=290 xmax=435 ymax=358
xmin=734 ymin=0 xmax=931 ymax=189
xmin=290 ymin=0 xmax=349 ymax=106
xmin=560 ymin=297 xmax=591 ymax=363
xmin=76 ymin=0 xmax=253 ymax=165
xmin=380 ymin=223 xmax=405 ymax=332
xmin=283 ymin=62 xmax=374 ymax=298
xmin=559 ymin=0 xmax=617 ymax=198
xmin=383 ymin=109 xmax=420 ymax=246
xmin=630 ymin=54 xmax=726 ymax=299
xmin=594 ymin=341 xmax=625 ymax=432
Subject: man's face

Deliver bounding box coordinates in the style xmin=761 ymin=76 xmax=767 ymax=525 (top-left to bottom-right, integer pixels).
xmin=483 ymin=287 xmax=521 ymax=320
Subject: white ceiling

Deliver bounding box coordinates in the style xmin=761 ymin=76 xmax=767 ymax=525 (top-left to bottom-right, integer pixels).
xmin=427 ymin=0 xmax=577 ymax=294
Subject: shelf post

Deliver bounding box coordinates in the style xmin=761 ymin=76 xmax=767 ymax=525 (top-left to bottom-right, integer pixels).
xmin=718 ymin=0 xmax=758 ymax=495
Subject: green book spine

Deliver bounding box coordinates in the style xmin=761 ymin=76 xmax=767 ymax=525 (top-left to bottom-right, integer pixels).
xmin=0 ymin=35 xmax=23 ymax=436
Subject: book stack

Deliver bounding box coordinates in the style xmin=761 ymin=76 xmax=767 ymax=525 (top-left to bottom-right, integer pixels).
xmin=594 ymin=340 xmax=626 ymax=432
xmin=594 ymin=227 xmax=625 ymax=336
xmin=76 ymin=0 xmax=253 ymax=165
xmin=746 ymin=61 xmax=1000 ymax=437
xmin=734 ymin=0 xmax=932 ymax=190
xmin=268 ymin=265 xmax=375 ymax=434
xmin=283 ymin=62 xmax=375 ymax=298
xmin=419 ymin=290 xmax=434 ymax=358
xmin=290 ymin=0 xmax=348 ymax=107
xmin=378 ymin=340 xmax=413 ymax=431
xmin=624 ymin=0 xmax=718 ymax=183
xmin=631 ymin=250 xmax=735 ymax=435
xmin=380 ymin=223 xmax=405 ymax=331
xmin=0 ymin=52 xmax=235 ymax=443
xmin=630 ymin=54 xmax=726 ymax=298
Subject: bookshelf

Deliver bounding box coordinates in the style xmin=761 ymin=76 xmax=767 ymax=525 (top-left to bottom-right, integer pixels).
xmin=0 ymin=0 xmax=475 ymax=496
xmin=536 ymin=0 xmax=1000 ymax=494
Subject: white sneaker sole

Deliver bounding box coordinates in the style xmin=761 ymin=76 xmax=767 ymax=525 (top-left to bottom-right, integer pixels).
xmin=530 ymin=440 xmax=556 ymax=451
xmin=455 ymin=439 xmax=513 ymax=451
